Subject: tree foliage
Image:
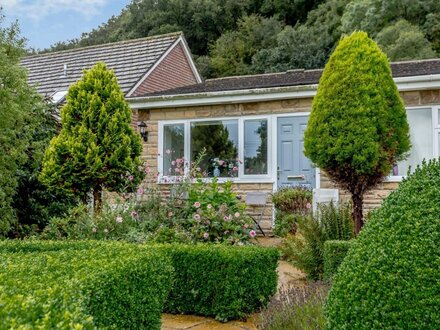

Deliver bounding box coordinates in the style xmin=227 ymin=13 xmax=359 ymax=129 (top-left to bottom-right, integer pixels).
xmin=40 ymin=0 xmax=439 ymax=78
xmin=304 ymin=32 xmax=410 ymax=233
xmin=375 ymin=19 xmax=436 ymax=61
xmin=40 ymin=62 xmax=144 ymax=211
xmin=0 ymin=13 xmax=71 ymax=237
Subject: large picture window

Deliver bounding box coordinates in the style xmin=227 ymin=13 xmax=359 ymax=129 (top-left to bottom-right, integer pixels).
xmin=159 ymin=116 xmax=271 ymax=180
xmin=190 ymin=120 xmax=239 ymax=177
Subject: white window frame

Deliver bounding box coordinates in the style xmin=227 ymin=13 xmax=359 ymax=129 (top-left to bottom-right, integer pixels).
xmin=386 ymin=105 xmax=439 ymax=182
xmin=158 ymin=115 xmax=274 ymax=183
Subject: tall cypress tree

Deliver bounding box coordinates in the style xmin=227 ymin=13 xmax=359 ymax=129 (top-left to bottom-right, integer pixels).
xmin=40 ymin=62 xmax=143 ymax=211
xmin=304 ymin=32 xmax=410 ymax=234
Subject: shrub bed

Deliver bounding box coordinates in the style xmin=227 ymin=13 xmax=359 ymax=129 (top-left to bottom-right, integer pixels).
xmin=323 ymin=240 xmax=353 ymax=280
xmin=0 ymin=240 xmax=173 ymax=329
xmin=325 ymin=159 xmax=440 ymax=329
xmin=162 ymin=244 xmax=279 ymax=321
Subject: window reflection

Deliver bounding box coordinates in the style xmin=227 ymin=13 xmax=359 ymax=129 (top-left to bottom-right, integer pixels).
xmin=190 ymin=120 xmax=238 ymax=177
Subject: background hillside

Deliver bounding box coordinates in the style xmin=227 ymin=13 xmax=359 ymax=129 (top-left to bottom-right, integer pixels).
xmin=45 ymin=0 xmax=440 ymax=79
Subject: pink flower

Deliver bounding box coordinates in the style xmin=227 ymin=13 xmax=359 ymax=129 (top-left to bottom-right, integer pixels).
xmin=92 ymin=227 xmax=97 ymax=233
xmin=203 ymin=232 xmax=209 ymax=239
xmin=194 ymin=214 xmax=201 ymax=220
xmin=218 ymin=160 xmax=225 ymax=166
xmin=116 ymin=216 xmax=123 ymax=223
xmin=223 ymin=215 xmax=229 ymax=221
xmin=130 ymin=211 xmax=137 ymax=218
xmin=165 ymin=149 xmax=171 ymax=155
xmin=207 ymin=204 xmax=212 ymax=209
xmin=128 ymin=175 xmax=134 ymax=181
xmin=171 ymin=160 xmax=176 ymax=166
xmin=137 ymin=187 xmax=144 ymax=195
xmin=145 ymin=167 xmax=151 ymax=174
xmin=234 ymin=212 xmax=240 ymax=218
xmin=249 ymin=230 xmax=257 ymax=238
xmin=306 ymin=202 xmax=312 ymax=209
xmin=138 ymin=165 xmax=143 ymax=171
xmin=233 ymin=166 xmax=238 ymax=171
xmin=244 ymin=224 xmax=249 ymax=229
xmin=194 ymin=202 xmax=201 ymax=208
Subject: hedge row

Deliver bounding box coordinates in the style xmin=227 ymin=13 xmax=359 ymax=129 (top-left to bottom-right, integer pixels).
xmin=0 ymin=241 xmax=173 ymax=329
xmin=0 ymin=241 xmax=279 ymax=326
xmin=323 ymin=240 xmax=354 ymax=279
xmin=163 ymin=244 xmax=279 ymax=321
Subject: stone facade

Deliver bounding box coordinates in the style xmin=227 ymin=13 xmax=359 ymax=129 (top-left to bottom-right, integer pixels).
xmin=134 ymin=88 xmax=440 ymax=231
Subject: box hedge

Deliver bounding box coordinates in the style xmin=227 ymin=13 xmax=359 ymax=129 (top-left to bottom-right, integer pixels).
xmin=162 ymin=244 xmax=279 ymax=321
xmin=0 ymin=240 xmax=173 ymax=329
xmin=323 ymin=240 xmax=353 ymax=280
xmin=325 ymin=159 xmax=440 ymax=329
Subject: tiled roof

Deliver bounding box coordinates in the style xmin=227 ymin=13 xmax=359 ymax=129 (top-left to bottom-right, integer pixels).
xmin=136 ymin=58 xmax=440 ymax=97
xmin=21 ymin=32 xmax=182 ymax=97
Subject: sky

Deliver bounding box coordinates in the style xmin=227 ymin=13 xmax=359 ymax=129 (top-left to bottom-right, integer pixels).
xmin=1 ymin=0 xmax=131 ymax=50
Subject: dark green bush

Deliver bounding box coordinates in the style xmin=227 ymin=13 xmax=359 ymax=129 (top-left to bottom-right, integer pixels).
xmin=325 ymin=159 xmax=440 ymax=329
xmin=272 ymin=186 xmax=312 ymax=214
xmin=281 ymin=202 xmax=354 ymax=280
xmin=0 ymin=240 xmax=173 ymax=329
xmin=272 ymin=187 xmax=312 ymax=237
xmin=162 ymin=244 xmax=279 ymax=321
xmin=323 ymin=240 xmax=353 ymax=280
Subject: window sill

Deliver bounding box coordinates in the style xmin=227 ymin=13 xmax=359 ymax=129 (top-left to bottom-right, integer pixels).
xmin=157 ymin=176 xmax=275 ymax=185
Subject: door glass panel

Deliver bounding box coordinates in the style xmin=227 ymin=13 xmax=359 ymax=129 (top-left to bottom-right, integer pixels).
xmin=244 ymin=119 xmax=268 ymax=175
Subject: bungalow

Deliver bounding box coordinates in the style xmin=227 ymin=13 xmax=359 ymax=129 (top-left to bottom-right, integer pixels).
xmin=22 ymin=33 xmax=440 ymax=232
xmin=127 ymin=59 xmax=440 ymax=231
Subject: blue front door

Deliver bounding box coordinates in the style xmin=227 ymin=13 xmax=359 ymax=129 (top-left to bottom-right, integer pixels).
xmin=277 ymin=116 xmax=315 ymax=189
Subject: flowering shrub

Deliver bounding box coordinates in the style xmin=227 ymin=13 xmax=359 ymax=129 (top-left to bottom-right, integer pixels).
xmin=42 ymin=150 xmax=258 ymax=245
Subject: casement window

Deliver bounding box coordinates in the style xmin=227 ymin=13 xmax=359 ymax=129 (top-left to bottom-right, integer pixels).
xmin=158 ymin=116 xmax=272 ymax=181
xmin=389 ymin=106 xmax=439 ymax=180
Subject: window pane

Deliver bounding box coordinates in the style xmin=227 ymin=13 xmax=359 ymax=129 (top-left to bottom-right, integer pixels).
xmin=244 ymin=119 xmax=268 ymax=175
xmin=163 ymin=124 xmax=184 ymax=175
xmin=395 ymin=108 xmax=432 ymax=176
xmin=190 ymin=120 xmax=238 ymax=177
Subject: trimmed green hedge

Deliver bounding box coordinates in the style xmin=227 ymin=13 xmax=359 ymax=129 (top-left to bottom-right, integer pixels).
xmin=323 ymin=240 xmax=353 ymax=280
xmin=325 ymin=159 xmax=440 ymax=329
xmin=0 ymin=240 xmax=173 ymax=329
xmin=163 ymin=244 xmax=279 ymax=321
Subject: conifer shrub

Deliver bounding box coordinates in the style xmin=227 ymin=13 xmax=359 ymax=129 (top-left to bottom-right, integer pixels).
xmin=325 ymin=159 xmax=440 ymax=329
xmin=162 ymin=244 xmax=279 ymax=321
xmin=304 ymin=31 xmax=410 ymax=233
xmin=40 ymin=62 xmax=143 ymax=212
xmin=0 ymin=241 xmax=173 ymax=329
